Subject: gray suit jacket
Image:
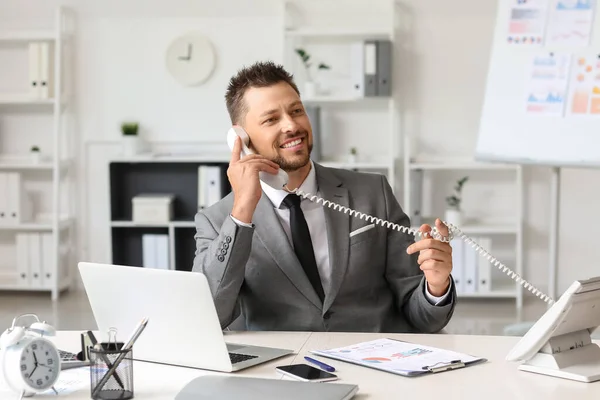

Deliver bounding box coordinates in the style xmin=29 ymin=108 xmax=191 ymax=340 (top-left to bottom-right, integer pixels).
xmin=192 ymin=163 xmax=456 ymax=333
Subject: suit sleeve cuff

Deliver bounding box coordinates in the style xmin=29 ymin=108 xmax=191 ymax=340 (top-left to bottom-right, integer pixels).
xmin=424 ymin=278 xmax=452 ymax=306
xmin=230 ymin=214 xmax=254 ymax=228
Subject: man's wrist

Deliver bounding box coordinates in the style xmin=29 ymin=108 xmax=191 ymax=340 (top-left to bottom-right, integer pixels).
xmin=231 ymin=203 xmax=254 ymax=224
xmin=230 ymin=214 xmax=254 ymax=228
xmin=427 ymin=278 xmax=450 ymax=297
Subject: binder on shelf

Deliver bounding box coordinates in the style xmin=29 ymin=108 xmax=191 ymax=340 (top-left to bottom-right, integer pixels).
xmin=142 ymin=234 xmax=169 ymax=270
xmin=16 ymin=233 xmax=30 ymax=287
xmin=28 ymin=233 xmax=43 ymax=289
xmin=463 ymin=237 xmax=478 ymax=294
xmin=28 ymin=42 xmax=40 ymax=98
xmin=364 ymin=40 xmax=377 ymax=97
xmin=477 ymin=237 xmax=492 ymax=292
xmin=39 ymin=42 xmax=54 ymax=99
xmin=206 ymin=166 xmax=222 ymax=207
xmin=41 ymin=233 xmax=55 ymax=288
xmin=451 ymin=238 xmax=465 ymax=293
xmin=350 ymin=41 xmax=365 ymax=97
xmin=0 ymin=173 xmax=7 ymax=225
xmin=375 ymin=39 xmax=392 ymax=96
xmin=155 ymin=234 xmax=169 ymax=270
xmin=198 ymin=166 xmax=222 ymax=210
xmin=6 ymin=172 xmax=33 ymax=225
xmin=142 ymin=234 xmax=155 ymax=268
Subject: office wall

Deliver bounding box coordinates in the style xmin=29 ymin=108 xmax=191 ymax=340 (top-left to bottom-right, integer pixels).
xmin=1 ymin=0 xmax=597 ymax=295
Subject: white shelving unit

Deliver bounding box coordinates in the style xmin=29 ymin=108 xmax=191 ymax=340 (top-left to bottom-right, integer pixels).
xmin=403 ymin=136 xmax=525 ymax=310
xmin=0 ymin=7 xmax=76 ymax=301
xmin=281 ymin=0 xmax=399 ymax=193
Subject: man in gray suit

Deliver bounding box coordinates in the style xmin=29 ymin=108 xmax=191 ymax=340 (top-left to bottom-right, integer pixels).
xmin=193 ymin=61 xmax=456 ymax=333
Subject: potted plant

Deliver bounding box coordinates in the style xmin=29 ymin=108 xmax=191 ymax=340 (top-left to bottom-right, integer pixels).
xmin=348 ymin=147 xmax=358 ymax=163
xmin=121 ymin=122 xmax=141 ymax=156
xmin=295 ymin=48 xmax=330 ymax=98
xmin=444 ymin=176 xmax=468 ymax=226
xmin=30 ymin=146 xmax=41 ymax=163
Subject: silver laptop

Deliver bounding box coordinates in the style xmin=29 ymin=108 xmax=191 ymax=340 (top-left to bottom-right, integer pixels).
xmin=78 ymin=262 xmax=293 ymax=372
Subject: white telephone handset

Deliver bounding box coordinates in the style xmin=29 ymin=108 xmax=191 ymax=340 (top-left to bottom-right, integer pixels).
xmin=227 ymin=126 xmax=289 ymax=190
xmin=225 ymin=126 xmax=554 ymax=306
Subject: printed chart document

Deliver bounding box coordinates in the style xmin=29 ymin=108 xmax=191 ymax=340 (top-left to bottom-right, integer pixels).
xmin=525 ymin=52 xmax=572 ymax=116
xmin=567 ymin=54 xmax=600 ymax=116
xmin=546 ymin=0 xmax=596 ymax=47
xmin=507 ymin=0 xmax=550 ymax=45
xmin=311 ymin=338 xmax=486 ymax=377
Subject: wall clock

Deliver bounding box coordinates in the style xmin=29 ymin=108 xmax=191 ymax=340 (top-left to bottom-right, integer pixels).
xmin=165 ymin=32 xmax=216 ymax=86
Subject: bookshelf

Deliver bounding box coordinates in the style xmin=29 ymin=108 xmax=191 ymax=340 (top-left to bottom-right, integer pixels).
xmin=403 ymin=134 xmax=525 ymax=310
xmin=108 ymin=159 xmax=231 ymax=272
xmin=281 ymin=0 xmax=399 ymax=193
xmin=0 ymin=7 xmax=76 ymax=301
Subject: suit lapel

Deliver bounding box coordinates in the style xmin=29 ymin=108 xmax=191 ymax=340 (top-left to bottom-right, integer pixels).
xmin=314 ymin=164 xmax=350 ymax=313
xmin=253 ymin=194 xmax=323 ymax=310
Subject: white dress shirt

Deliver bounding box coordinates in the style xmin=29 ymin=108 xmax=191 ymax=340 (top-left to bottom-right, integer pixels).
xmin=230 ymin=161 xmax=450 ymax=305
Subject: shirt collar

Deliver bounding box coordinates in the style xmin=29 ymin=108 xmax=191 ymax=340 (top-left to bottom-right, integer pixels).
xmin=260 ymin=160 xmax=317 ymax=209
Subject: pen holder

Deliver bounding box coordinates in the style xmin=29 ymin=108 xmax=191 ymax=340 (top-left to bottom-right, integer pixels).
xmin=90 ymin=343 xmax=134 ymax=400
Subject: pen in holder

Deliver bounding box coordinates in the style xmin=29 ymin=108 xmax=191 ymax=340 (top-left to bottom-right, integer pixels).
xmin=90 ymin=329 xmax=134 ymax=400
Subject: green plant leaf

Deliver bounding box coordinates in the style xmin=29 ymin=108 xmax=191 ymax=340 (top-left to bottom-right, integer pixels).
xmin=121 ymin=122 xmax=139 ymax=136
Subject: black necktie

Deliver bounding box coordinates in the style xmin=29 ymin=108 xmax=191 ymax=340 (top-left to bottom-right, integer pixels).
xmin=282 ymin=194 xmax=325 ymax=302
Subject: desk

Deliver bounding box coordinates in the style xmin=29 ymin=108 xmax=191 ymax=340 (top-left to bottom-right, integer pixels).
xmin=1 ymin=331 xmax=599 ymax=399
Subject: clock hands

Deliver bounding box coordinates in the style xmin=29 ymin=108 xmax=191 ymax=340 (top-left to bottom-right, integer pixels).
xmin=178 ymin=43 xmax=192 ymax=61
xmin=29 ymin=350 xmax=39 ymax=378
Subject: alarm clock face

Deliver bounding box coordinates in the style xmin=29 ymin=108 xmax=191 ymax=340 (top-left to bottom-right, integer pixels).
xmin=19 ymin=338 xmax=60 ymax=390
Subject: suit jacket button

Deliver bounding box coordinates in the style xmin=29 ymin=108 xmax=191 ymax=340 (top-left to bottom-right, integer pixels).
xmin=218 ymin=255 xmax=225 ymax=262
xmin=323 ymin=311 xmax=332 ymax=320
xmin=223 ymin=243 xmax=229 ymax=249
xmin=225 ymin=236 xmax=232 ymax=243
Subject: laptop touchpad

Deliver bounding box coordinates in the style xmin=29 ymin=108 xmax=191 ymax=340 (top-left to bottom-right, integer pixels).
xmin=226 ymin=344 xmax=245 ymax=352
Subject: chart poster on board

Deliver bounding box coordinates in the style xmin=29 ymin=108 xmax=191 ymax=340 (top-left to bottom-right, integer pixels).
xmin=507 ymin=0 xmax=550 ymax=45
xmin=546 ymin=0 xmax=597 ymax=47
xmin=525 ymin=53 xmax=572 ymax=116
xmin=567 ymin=54 xmax=600 ymax=116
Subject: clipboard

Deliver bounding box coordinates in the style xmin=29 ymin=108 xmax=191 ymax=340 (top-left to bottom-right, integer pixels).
xmin=310 ymin=338 xmax=487 ymax=377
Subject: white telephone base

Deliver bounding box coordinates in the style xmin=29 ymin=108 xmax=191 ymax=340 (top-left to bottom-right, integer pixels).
xmin=518 ymin=334 xmax=600 ymax=383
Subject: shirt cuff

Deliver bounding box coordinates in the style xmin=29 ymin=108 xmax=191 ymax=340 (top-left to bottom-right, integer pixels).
xmin=424 ymin=278 xmax=452 ymax=306
xmin=230 ymin=214 xmax=254 ymax=228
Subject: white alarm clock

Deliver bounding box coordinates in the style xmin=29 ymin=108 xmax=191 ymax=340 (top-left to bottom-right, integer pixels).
xmin=0 ymin=314 xmax=60 ymax=397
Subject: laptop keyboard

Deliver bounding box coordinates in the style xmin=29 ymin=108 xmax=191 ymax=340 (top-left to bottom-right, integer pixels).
xmin=59 ymin=349 xmax=79 ymax=361
xmin=229 ymin=352 xmax=258 ymax=364
xmin=63 ymin=347 xmax=257 ymax=365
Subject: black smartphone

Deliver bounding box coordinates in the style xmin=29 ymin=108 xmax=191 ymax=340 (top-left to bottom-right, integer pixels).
xmin=276 ymin=364 xmax=338 ymax=382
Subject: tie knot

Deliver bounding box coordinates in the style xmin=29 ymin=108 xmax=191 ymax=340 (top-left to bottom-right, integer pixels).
xmin=282 ymin=194 xmax=302 ymax=209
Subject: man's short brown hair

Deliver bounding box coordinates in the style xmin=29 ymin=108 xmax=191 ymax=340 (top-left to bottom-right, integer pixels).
xmin=225 ymin=61 xmax=300 ymax=124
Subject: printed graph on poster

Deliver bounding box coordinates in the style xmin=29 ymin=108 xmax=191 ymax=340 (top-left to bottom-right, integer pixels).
xmin=567 ymin=54 xmax=600 ymax=117
xmin=507 ymin=0 xmax=549 ymax=45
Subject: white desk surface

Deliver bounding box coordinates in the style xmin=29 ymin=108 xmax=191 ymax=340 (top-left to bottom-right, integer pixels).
xmin=1 ymin=331 xmax=599 ymax=399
